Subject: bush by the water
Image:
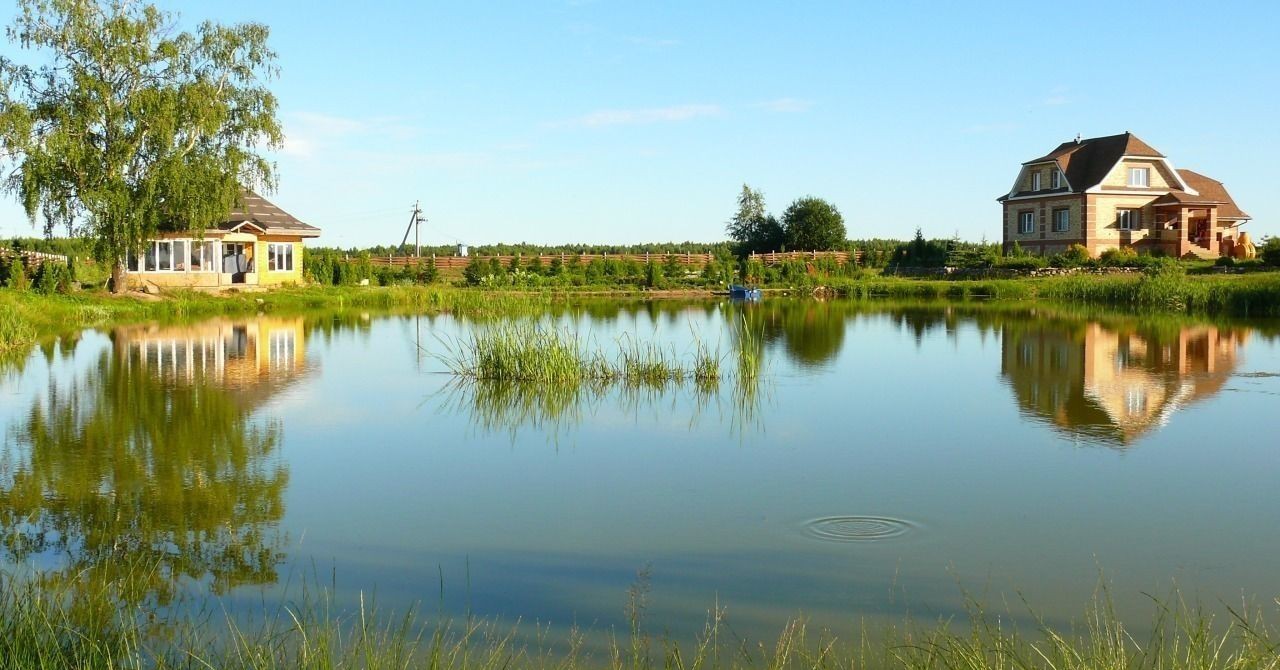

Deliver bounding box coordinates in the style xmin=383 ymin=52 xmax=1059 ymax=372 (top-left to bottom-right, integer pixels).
xmin=1261 ymin=237 xmax=1280 ymax=267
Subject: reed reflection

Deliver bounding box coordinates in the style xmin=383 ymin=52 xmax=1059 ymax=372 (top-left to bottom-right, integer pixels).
xmin=1001 ymin=318 xmax=1248 ymax=446
xmin=0 ymin=317 xmax=308 ymax=606
xmin=441 ymin=315 xmax=766 ymax=439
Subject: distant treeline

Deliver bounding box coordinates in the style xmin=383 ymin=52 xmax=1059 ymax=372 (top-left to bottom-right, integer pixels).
xmin=3 ymin=235 xmax=1001 ymax=271
xmin=1 ymin=237 xmax=92 ymax=257
xmin=315 ymin=236 xmax=1002 ymax=270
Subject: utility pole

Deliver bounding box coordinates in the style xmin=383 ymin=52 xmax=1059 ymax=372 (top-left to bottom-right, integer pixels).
xmin=399 ymin=200 xmax=428 ymax=257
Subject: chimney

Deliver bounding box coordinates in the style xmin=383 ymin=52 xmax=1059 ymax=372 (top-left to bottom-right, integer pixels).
xmin=1074 ymin=133 xmax=1082 ymax=144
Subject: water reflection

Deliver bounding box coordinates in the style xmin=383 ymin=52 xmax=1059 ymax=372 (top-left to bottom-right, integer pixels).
xmin=1001 ymin=318 xmax=1247 ymax=446
xmin=0 ymin=317 xmax=308 ymax=605
xmin=427 ymin=300 xmax=1262 ymax=444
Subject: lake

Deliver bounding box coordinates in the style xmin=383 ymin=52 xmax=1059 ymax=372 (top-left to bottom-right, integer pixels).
xmin=2 ymin=298 xmax=1278 ymax=648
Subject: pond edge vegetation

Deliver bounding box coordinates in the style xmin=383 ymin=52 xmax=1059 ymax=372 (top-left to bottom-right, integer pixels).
xmin=2 ymin=566 xmax=1279 ymax=670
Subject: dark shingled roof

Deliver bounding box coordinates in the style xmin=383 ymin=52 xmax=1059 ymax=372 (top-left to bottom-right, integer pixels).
xmin=219 ymin=190 xmax=320 ymax=237
xmin=1023 ymin=132 xmax=1164 ymax=193
xmin=1154 ymin=170 xmax=1251 ymax=220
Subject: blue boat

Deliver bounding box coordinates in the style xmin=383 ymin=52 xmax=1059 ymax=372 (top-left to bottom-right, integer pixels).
xmin=728 ymin=284 xmax=762 ymax=301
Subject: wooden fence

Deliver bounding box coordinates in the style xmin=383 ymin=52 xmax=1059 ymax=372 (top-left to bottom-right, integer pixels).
xmin=0 ymin=248 xmax=68 ymax=266
xmin=366 ymin=250 xmax=861 ymax=270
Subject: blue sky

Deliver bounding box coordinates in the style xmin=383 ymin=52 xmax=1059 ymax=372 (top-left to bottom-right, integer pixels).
xmin=2 ymin=1 xmax=1277 ymax=248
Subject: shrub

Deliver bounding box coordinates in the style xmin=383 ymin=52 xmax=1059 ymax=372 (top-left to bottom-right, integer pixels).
xmin=32 ymin=261 xmax=73 ymax=294
xmin=1141 ymin=257 xmax=1185 ymax=278
xmin=416 ymin=257 xmax=439 ymax=284
xmin=644 ymin=261 xmax=664 ymax=288
xmin=1051 ymin=244 xmax=1092 ymax=268
xmin=1260 ymin=237 xmax=1280 ymax=267
xmin=995 ymin=255 xmax=1048 ymax=270
xmin=1215 ymin=255 xmax=1237 ymax=268
xmin=462 ymin=258 xmax=489 ymax=285
xmin=1099 ymin=247 xmax=1139 ymax=267
xmin=5 ymin=259 xmax=29 ymax=290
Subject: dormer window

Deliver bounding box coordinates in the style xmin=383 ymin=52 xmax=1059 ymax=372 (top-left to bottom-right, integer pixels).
xmin=1051 ymin=170 xmax=1061 ymax=189
xmin=1031 ymin=171 xmax=1041 ymax=191
xmin=1128 ymin=167 xmax=1150 ymax=187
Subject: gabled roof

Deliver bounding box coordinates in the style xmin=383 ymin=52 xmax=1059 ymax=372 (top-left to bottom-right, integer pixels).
xmin=219 ymin=190 xmax=321 ymax=238
xmin=1024 ymin=132 xmax=1163 ymax=192
xmin=1154 ymin=170 xmax=1251 ymax=220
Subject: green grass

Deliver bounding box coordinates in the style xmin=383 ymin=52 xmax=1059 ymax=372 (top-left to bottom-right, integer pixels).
xmin=0 ymin=304 xmax=37 ymax=358
xmin=441 ymin=324 xmax=721 ymax=385
xmin=825 ymin=272 xmax=1280 ymax=317
xmin=2 ymin=566 xmax=1279 ymax=670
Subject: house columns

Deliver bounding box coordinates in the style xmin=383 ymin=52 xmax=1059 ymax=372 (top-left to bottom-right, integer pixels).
xmin=1207 ymin=207 xmax=1219 ymax=256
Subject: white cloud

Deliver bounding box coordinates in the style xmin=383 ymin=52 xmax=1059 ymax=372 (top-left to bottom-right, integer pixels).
xmin=280 ymin=111 xmax=422 ymax=158
xmin=752 ymin=97 xmax=815 ymax=113
xmin=562 ymin=104 xmax=722 ymax=128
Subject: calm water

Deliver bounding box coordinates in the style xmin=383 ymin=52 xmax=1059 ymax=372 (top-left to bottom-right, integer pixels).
xmin=2 ymin=299 xmax=1279 ymax=644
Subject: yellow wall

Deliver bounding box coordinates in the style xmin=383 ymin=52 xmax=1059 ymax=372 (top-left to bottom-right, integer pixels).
xmin=1004 ymin=196 xmax=1084 ymax=249
xmin=255 ymin=236 xmax=304 ymax=287
xmin=1098 ymin=159 xmax=1176 ymax=189
xmin=126 ymin=232 xmax=310 ymax=290
xmin=1088 ymin=194 xmax=1162 ymax=253
xmin=1019 ymin=162 xmax=1065 ymax=192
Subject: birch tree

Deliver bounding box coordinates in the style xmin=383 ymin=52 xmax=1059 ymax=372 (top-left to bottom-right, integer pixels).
xmin=0 ymin=0 xmax=281 ymax=291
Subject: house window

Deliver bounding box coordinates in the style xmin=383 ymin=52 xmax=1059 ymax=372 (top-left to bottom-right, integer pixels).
xmin=1051 ymin=170 xmax=1062 ymax=189
xmin=1053 ymin=208 xmax=1070 ymax=232
xmin=1031 ymin=171 xmax=1041 ymax=191
xmin=1117 ymin=209 xmax=1142 ymax=231
xmin=189 ymin=240 xmax=217 ymax=272
xmin=1018 ymin=211 xmax=1035 ymax=234
xmin=1125 ymin=386 xmax=1148 ymax=415
xmin=1128 ymin=167 xmax=1150 ymax=187
xmin=268 ymin=243 xmax=294 ymax=272
xmin=269 ymin=330 xmax=296 ymax=371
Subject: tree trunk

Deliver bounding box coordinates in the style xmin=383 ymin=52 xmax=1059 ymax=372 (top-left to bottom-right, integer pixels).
xmin=110 ymin=262 xmax=124 ymax=294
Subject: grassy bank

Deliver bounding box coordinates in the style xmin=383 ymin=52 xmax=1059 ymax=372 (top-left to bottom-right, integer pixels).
xmin=0 ymin=286 xmax=553 ymax=341
xmin=2 ymin=268 xmax=1280 ymax=362
xmin=829 ymin=272 xmax=1280 ymax=317
xmin=2 ymin=569 xmax=1278 ymax=670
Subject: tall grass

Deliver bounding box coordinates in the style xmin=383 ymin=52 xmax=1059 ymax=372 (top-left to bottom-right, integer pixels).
xmin=441 ymin=324 xmax=721 ymax=385
xmin=2 ymin=565 xmax=1278 ymax=669
xmin=0 ymin=304 xmax=37 ymax=359
xmin=830 ymin=272 xmax=1280 ymax=317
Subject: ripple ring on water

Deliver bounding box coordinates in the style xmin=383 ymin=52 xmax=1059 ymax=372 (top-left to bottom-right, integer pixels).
xmin=804 ymin=516 xmax=915 ymax=542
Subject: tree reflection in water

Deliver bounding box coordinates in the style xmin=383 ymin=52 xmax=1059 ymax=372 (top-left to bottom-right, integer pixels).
xmin=0 ymin=318 xmax=306 ymax=608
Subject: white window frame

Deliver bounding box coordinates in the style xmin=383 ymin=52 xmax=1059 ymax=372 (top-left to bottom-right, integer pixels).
xmin=267 ymin=243 xmax=294 ymax=272
xmin=1117 ymin=209 xmax=1141 ymax=231
xmin=1127 ymin=167 xmax=1150 ymax=188
xmin=1031 ymin=172 xmax=1041 ymax=191
xmin=1051 ymin=170 xmax=1061 ymax=189
xmin=1018 ymin=211 xmax=1035 ymax=234
xmin=128 ymin=238 xmax=219 ymax=274
xmin=1053 ymin=208 xmax=1070 ymax=233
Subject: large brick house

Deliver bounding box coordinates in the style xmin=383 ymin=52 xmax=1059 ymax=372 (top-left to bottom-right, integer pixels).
xmin=998 ymin=133 xmax=1250 ymax=258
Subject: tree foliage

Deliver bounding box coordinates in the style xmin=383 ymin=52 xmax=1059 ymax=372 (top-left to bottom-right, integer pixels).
xmin=726 ymin=184 xmax=783 ymax=254
xmin=782 ymin=196 xmax=846 ymax=251
xmin=0 ymin=0 xmax=282 ymax=290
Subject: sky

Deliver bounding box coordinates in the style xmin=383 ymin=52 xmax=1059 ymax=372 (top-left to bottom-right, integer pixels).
xmin=1 ymin=0 xmax=1278 ymax=248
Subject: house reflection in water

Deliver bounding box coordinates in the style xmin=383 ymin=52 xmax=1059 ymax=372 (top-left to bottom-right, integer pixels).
xmin=113 ymin=316 xmax=309 ymax=394
xmin=1001 ymin=319 xmax=1247 ymax=445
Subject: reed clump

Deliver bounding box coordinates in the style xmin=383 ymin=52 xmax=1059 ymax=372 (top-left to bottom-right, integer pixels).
xmin=442 ymin=324 xmax=721 ymax=385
